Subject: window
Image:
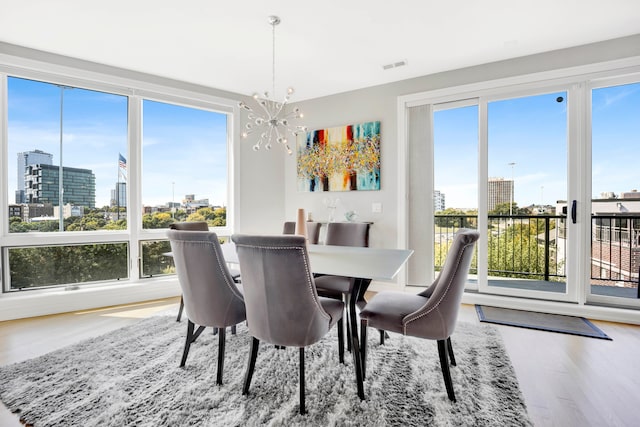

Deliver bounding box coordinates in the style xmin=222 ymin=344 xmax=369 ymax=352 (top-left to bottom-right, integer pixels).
xmin=2 ymin=72 xmax=235 ymax=292
xmin=8 ymin=77 xmax=128 ymax=233
xmin=141 ymin=99 xmax=228 ymax=229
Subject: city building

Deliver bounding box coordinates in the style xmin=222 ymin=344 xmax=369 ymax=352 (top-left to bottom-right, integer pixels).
xmin=433 ymin=190 xmax=445 ymax=212
xmin=22 ymin=203 xmax=54 ymax=221
xmin=24 ymin=164 xmax=96 ymax=208
xmin=557 ymin=192 xmax=640 ymax=290
xmin=110 ymin=182 xmax=127 ymax=208
xmin=15 ymin=150 xmax=53 ymax=203
xmin=488 ymin=177 xmax=513 ymax=212
xmin=8 ymin=204 xmax=22 ymax=219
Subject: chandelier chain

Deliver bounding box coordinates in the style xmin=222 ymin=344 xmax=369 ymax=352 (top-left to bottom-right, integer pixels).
xmin=272 ymin=20 xmax=276 ymax=98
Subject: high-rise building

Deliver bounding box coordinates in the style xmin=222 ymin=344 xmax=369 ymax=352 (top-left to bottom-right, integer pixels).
xmin=16 ymin=150 xmax=53 ymax=203
xmin=434 ymin=190 xmax=445 ymax=212
xmin=24 ymin=164 xmax=96 ymax=208
xmin=110 ymin=182 xmax=127 ymax=208
xmin=488 ymin=177 xmax=513 ymax=212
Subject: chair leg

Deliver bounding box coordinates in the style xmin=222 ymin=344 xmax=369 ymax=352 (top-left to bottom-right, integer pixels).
xmin=337 ymin=317 xmax=344 ymax=364
xmin=437 ymin=339 xmax=456 ymax=402
xmin=360 ymin=319 xmax=368 ymax=381
xmin=446 ymin=337 xmax=456 ymax=366
xmin=379 ymin=329 xmax=385 ymax=345
xmin=243 ymin=337 xmax=260 ymax=395
xmin=231 ymin=325 xmax=237 ymax=335
xmin=346 ymin=309 xmax=352 ymax=352
xmin=180 ymin=321 xmax=206 ymax=367
xmin=176 ymin=296 xmax=184 ymax=322
xmin=299 ymin=347 xmax=306 ymax=415
xmin=216 ymin=327 xmax=226 ymax=385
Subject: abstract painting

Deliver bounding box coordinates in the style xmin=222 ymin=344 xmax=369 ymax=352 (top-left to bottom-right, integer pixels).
xmin=297 ymin=121 xmax=380 ymax=192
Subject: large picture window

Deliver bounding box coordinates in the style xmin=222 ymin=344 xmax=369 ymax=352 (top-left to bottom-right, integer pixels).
xmin=2 ymin=73 xmax=234 ymax=292
xmin=7 ymin=77 xmax=128 ymax=232
xmin=141 ymin=99 xmax=228 ymax=229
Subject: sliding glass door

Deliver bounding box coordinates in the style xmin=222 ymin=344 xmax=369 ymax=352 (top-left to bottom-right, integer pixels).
xmin=482 ymin=90 xmax=575 ymax=301
xmin=588 ymin=79 xmax=640 ymax=308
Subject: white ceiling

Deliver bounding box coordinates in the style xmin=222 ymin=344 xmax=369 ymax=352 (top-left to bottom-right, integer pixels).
xmin=2 ymin=0 xmax=640 ymax=101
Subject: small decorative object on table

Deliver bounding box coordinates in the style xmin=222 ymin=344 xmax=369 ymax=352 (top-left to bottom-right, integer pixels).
xmin=295 ymin=208 xmax=307 ymax=240
xmin=323 ymin=197 xmax=339 ymax=222
xmin=345 ymin=211 xmax=358 ymax=222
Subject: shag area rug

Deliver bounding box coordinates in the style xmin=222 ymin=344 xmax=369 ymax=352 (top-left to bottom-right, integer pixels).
xmin=0 ymin=316 xmax=532 ymax=426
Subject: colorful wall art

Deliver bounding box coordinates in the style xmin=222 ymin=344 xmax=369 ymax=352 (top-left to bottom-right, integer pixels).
xmin=297 ymin=121 xmax=380 ymax=192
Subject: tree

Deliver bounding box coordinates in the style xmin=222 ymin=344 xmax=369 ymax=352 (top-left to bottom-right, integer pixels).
xmin=489 ymin=202 xmax=530 ymax=216
xmin=435 ymin=208 xmax=470 ymax=228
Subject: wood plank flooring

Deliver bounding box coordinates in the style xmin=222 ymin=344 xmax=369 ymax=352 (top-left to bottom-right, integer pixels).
xmin=1 ymin=298 xmax=638 ymax=426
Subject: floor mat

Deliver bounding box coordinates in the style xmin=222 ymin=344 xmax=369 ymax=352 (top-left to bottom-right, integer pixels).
xmin=475 ymin=305 xmax=612 ymax=340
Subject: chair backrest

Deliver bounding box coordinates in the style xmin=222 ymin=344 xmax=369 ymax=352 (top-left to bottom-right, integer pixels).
xmin=167 ymin=230 xmax=245 ymax=328
xmin=231 ymin=234 xmax=334 ymax=347
xmin=324 ymin=222 xmax=370 ymax=247
xmin=170 ymin=221 xmax=209 ymax=231
xmin=406 ymin=229 xmax=479 ymax=339
xmin=283 ymin=221 xmax=322 ymax=244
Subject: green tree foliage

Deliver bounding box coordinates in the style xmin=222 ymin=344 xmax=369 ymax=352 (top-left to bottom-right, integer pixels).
xmin=141 ymin=240 xmax=174 ymax=277
xmin=186 ymin=207 xmax=226 ymax=227
xmin=9 ymin=243 xmax=128 ymax=289
xmin=7 ymin=207 xmax=226 ymax=289
xmin=489 ymin=202 xmax=530 ymax=216
xmin=142 ymin=212 xmax=174 ymax=229
xmin=487 ymin=223 xmax=546 ymax=279
xmin=435 ymin=208 xmax=472 ymax=228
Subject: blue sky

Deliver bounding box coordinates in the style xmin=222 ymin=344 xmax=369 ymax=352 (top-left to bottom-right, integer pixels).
xmin=7 ymin=78 xmax=639 ymax=211
xmin=435 ymin=83 xmax=640 ymax=210
xmin=7 ymin=77 xmax=228 ymax=208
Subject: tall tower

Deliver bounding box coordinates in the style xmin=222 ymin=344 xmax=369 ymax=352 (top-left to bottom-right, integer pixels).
xmin=16 ymin=150 xmax=53 ymax=203
xmin=433 ymin=190 xmax=446 ymax=212
xmin=488 ymin=177 xmax=513 ymax=212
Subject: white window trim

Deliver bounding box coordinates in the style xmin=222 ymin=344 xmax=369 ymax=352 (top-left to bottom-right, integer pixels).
xmin=0 ymin=47 xmax=240 ymax=318
xmin=397 ymin=55 xmax=640 ymax=324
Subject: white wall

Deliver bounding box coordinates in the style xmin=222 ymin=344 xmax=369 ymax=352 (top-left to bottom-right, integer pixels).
xmin=286 ymin=34 xmax=640 ymax=295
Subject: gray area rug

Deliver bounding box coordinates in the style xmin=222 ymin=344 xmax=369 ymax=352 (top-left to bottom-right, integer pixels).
xmin=0 ymin=315 xmax=532 ymax=426
xmin=476 ymin=305 xmax=612 ymax=340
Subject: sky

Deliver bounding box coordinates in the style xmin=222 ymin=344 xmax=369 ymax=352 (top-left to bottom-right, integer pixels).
xmin=7 ymin=77 xmax=639 ymax=211
xmin=434 ymin=82 xmax=640 ymax=210
xmin=7 ymin=77 xmax=228 ymax=208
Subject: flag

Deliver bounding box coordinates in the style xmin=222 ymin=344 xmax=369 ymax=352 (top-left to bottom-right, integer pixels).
xmin=119 ymin=153 xmax=127 ymax=170
xmin=118 ymin=153 xmax=127 ymax=182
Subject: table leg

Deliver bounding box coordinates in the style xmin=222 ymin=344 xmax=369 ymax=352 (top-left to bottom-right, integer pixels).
xmin=347 ymin=278 xmax=365 ymax=400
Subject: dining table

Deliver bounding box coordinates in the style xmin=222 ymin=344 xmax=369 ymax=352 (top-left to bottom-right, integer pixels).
xmin=220 ymin=241 xmax=413 ymax=400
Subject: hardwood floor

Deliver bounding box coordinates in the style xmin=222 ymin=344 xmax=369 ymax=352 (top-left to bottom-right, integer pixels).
xmin=1 ymin=299 xmax=638 ymax=426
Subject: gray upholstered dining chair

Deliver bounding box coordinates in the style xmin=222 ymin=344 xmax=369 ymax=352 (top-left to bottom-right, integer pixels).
xmin=167 ymin=229 xmax=246 ymax=385
xmin=282 ymin=221 xmax=322 ymax=244
xmin=359 ymin=229 xmax=479 ymax=402
xmin=314 ymin=222 xmax=371 ymax=350
xmin=170 ymin=221 xmax=240 ymax=322
xmin=231 ymin=234 xmax=345 ymax=415
xmin=169 ymin=221 xmax=209 ymax=322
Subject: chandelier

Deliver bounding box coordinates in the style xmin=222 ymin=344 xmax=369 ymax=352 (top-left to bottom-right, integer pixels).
xmin=239 ymin=15 xmax=306 ymax=155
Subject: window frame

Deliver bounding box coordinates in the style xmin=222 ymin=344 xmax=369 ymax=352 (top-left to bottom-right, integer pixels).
xmin=0 ymin=59 xmax=239 ymax=293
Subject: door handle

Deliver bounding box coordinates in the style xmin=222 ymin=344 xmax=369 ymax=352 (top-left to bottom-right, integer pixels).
xmin=571 ymin=200 xmax=577 ymax=224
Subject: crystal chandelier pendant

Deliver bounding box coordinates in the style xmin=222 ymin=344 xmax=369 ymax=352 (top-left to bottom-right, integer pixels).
xmin=239 ymin=15 xmax=306 ymax=155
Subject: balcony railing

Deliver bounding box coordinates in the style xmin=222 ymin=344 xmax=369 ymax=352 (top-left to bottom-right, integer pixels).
xmin=435 ymin=214 xmax=565 ymax=282
xmin=435 ymin=213 xmax=640 ymax=299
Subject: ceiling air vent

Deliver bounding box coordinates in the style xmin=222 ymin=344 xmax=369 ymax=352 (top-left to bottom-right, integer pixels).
xmin=382 ymin=60 xmax=407 ymax=70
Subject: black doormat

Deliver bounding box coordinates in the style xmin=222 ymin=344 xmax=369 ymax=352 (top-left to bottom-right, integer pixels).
xmin=475 ymin=305 xmax=612 ymax=340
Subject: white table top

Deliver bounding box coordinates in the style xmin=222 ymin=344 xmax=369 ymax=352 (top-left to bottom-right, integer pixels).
xmin=220 ymin=242 xmax=413 ymax=282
